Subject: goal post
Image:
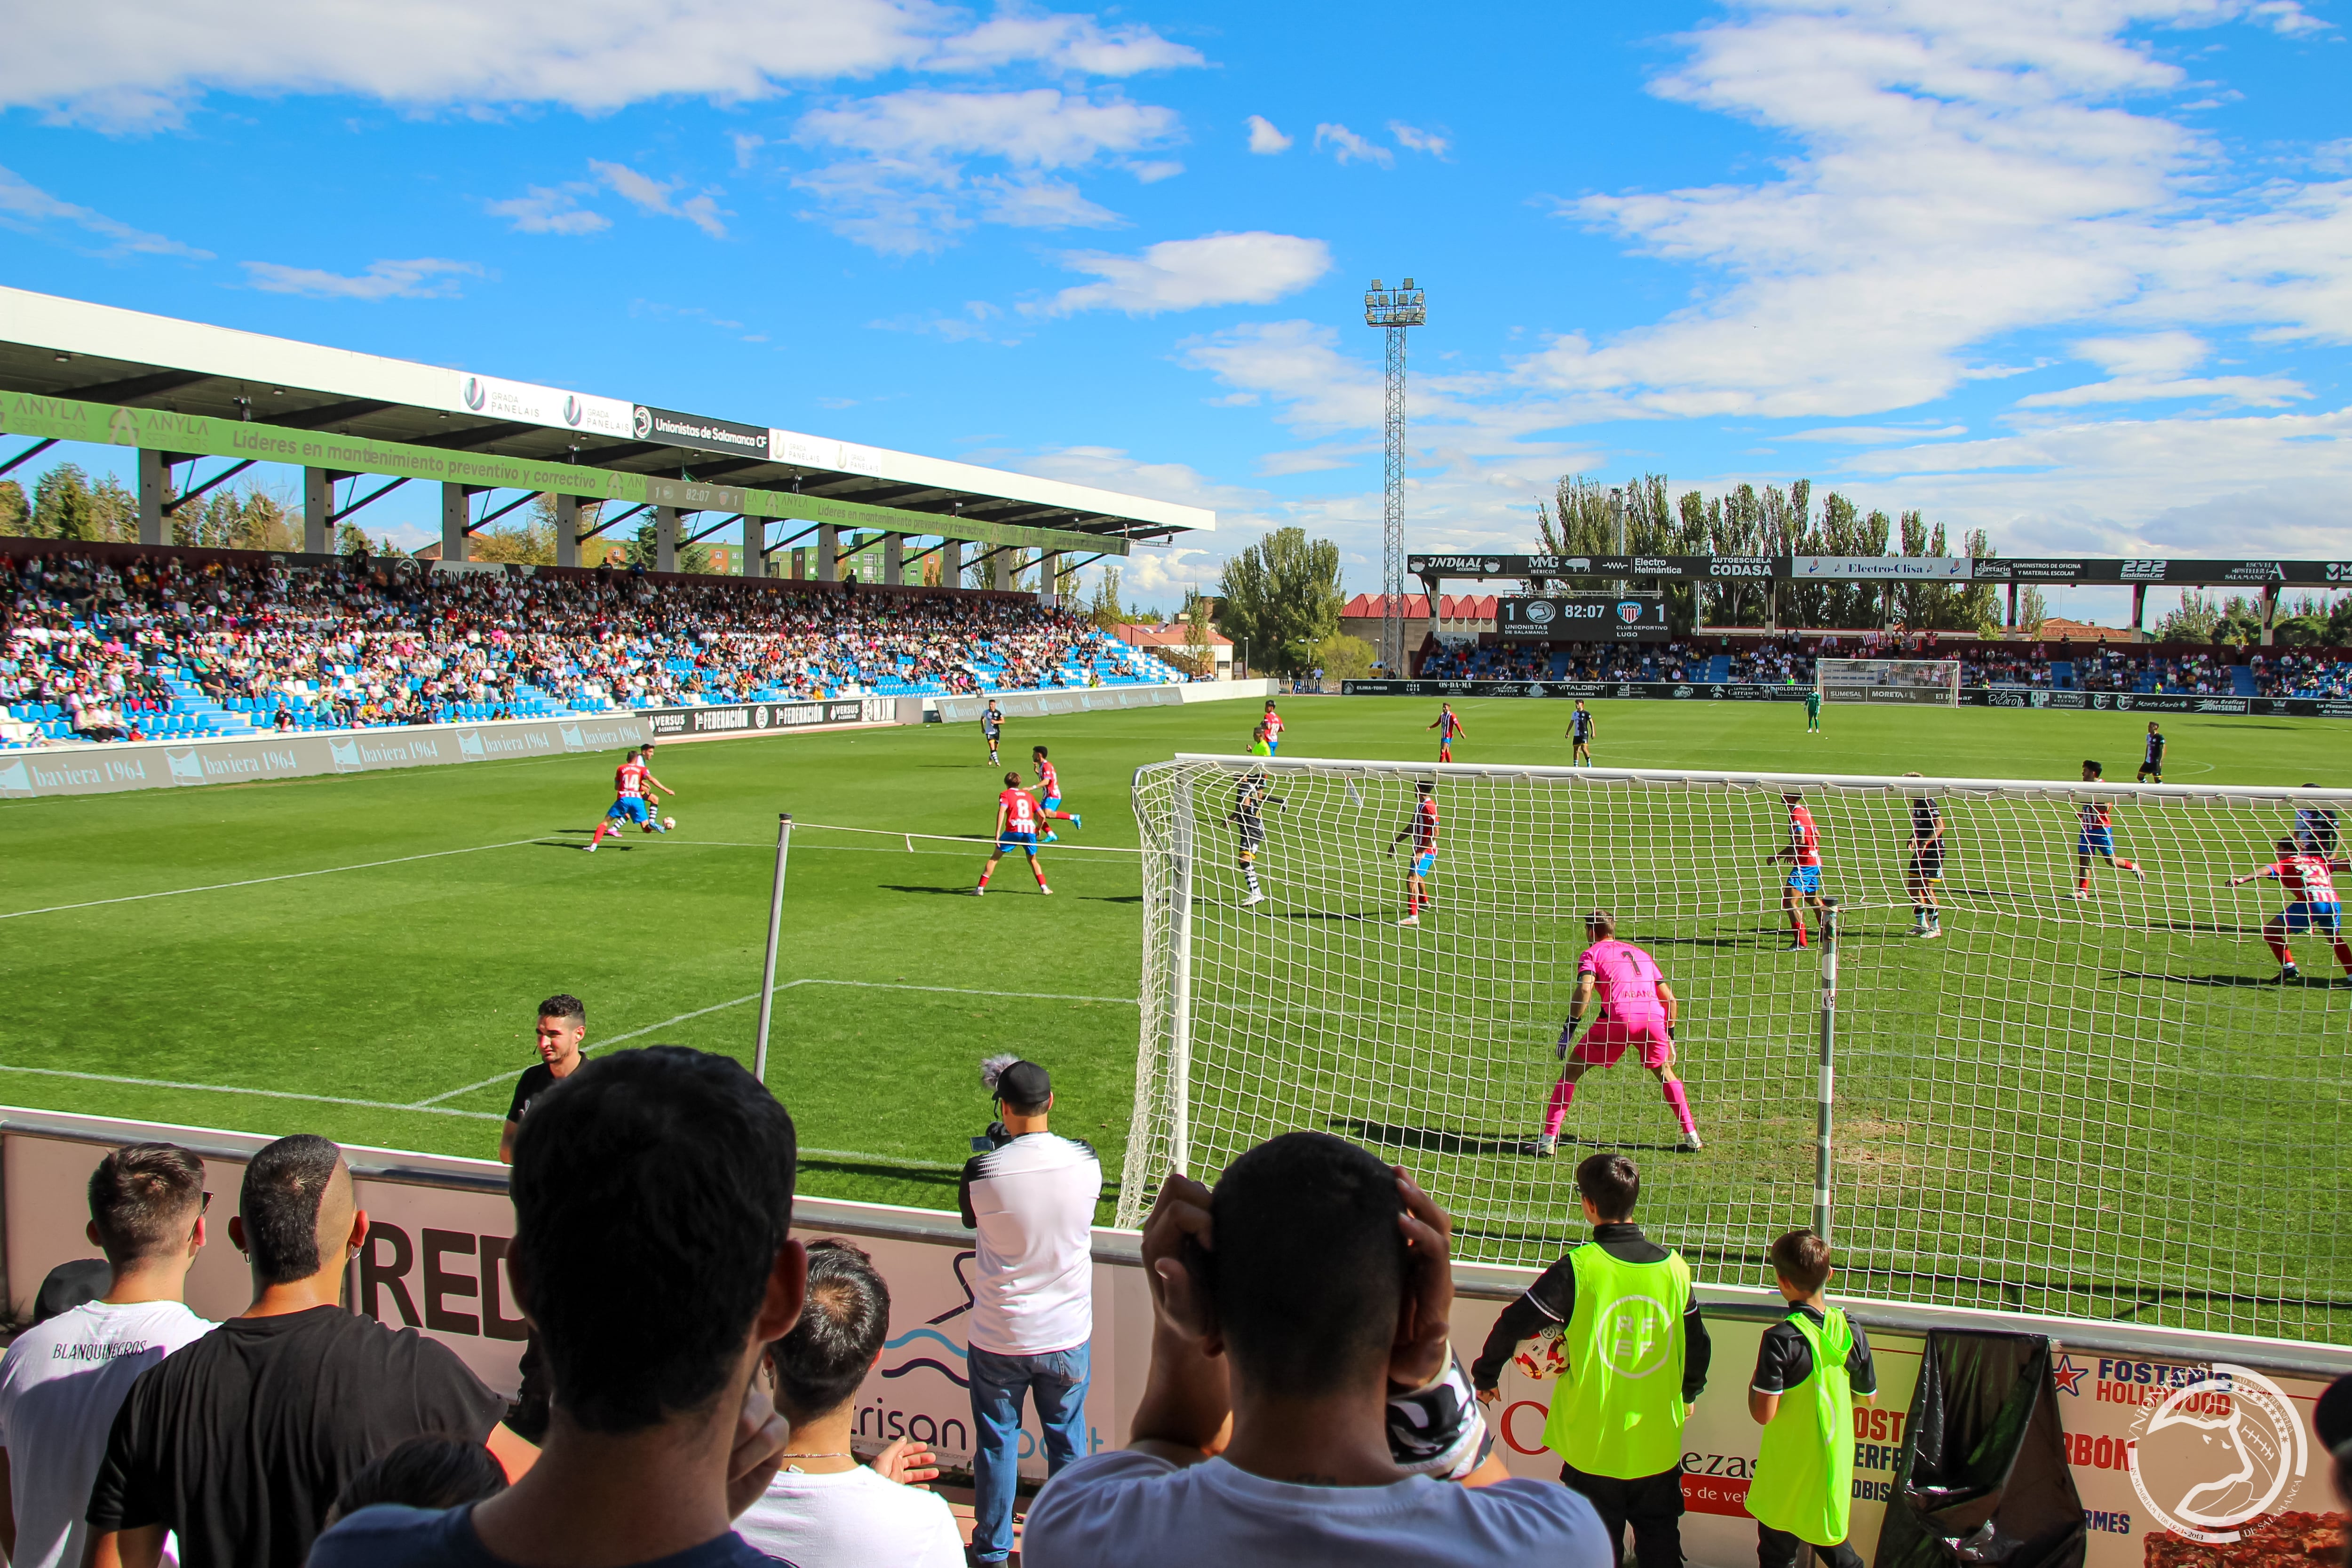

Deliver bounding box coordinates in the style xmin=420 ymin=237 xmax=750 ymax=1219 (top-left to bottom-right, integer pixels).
xmin=1122 ymin=754 xmax=2352 ymax=1342
xmin=1815 ymin=657 xmax=1961 ymax=705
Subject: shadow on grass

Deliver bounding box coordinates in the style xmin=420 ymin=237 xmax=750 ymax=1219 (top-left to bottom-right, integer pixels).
xmin=2118 ymin=969 xmax=2336 ymax=989
xmin=883 ymin=884 xmax=982 ymax=897
xmin=1332 ymin=1117 xmax=1688 ymax=1158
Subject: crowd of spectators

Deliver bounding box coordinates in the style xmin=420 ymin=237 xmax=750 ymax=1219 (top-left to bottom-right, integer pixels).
xmin=2249 ymin=648 xmax=2352 ymax=698
xmin=1419 ymin=641 xmax=1707 ymax=683
xmin=1 ymin=548 xmax=1162 ymax=745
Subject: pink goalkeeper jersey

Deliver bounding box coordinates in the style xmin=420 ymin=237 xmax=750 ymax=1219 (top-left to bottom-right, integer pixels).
xmin=1578 ymin=938 xmax=1666 ymax=1022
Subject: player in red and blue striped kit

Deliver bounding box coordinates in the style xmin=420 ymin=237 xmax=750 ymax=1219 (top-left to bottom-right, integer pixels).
xmin=976 ymin=773 xmax=1051 ymax=896
xmin=2228 ymin=839 xmax=2352 ymax=982
xmin=586 ymin=749 xmax=674 ymax=852
xmin=1388 ymin=780 xmax=1441 ymax=927
xmin=1032 ymin=745 xmax=1081 ymax=844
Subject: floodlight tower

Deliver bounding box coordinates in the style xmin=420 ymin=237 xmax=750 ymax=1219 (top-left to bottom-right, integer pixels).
xmin=1365 ymin=277 xmax=1425 ymax=677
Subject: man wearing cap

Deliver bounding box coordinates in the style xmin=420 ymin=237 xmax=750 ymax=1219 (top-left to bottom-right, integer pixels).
xmin=960 ymin=1056 xmax=1103 ymax=1566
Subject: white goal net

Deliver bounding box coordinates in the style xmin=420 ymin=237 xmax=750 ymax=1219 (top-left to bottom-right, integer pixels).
xmin=1816 ymin=657 xmax=1962 ymax=705
xmin=1121 ymin=755 xmax=2352 ymax=1342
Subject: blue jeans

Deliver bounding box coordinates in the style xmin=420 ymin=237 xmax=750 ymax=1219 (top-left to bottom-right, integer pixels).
xmin=968 ymin=1343 xmax=1090 ymax=1562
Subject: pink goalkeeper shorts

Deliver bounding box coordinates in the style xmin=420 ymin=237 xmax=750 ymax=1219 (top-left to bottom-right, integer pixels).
xmin=1572 ymin=1015 xmax=1674 ymax=1069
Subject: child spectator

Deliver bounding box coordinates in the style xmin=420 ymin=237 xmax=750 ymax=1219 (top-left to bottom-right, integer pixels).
xmin=1746 ymin=1229 xmax=1878 ymax=1568
xmin=326 ymin=1438 xmax=508 ymax=1528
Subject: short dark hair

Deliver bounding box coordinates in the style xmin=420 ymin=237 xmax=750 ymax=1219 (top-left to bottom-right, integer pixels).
xmin=330 ymin=1436 xmax=507 ymax=1522
xmin=1207 ymin=1132 xmax=1401 ymax=1397
xmin=1004 ymin=771 xmax=1021 ymax=787
xmin=2083 ymin=760 xmax=2103 ymax=777
xmin=511 ymin=1047 xmax=797 ymax=1432
xmin=239 ymin=1135 xmax=343 ymax=1285
xmin=1575 ymin=1152 xmax=1639 ymax=1220
xmin=1033 ymin=744 xmax=1048 ymax=757
xmin=538 ymin=994 xmax=586 ymax=1026
xmin=1770 ymin=1228 xmax=1833 ymax=1292
xmin=769 ymin=1240 xmax=889 ymax=1422
xmin=88 ymin=1144 xmax=204 ymax=1262
xmin=1585 ymin=909 xmax=1617 ymax=939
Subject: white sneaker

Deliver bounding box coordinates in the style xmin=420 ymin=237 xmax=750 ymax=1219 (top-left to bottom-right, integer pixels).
xmin=1397 ymin=914 xmax=1420 ymax=927
xmin=2132 ymin=864 xmax=2147 ymax=881
xmin=1920 ymin=925 xmax=1942 ymax=939
xmin=585 ymin=842 xmax=597 ymax=853
xmin=973 ymin=886 xmax=986 ymax=896
xmin=1523 ymin=1134 xmax=1558 ymax=1157
xmin=2068 ymin=890 xmax=2089 ymax=901
xmin=1039 ymin=885 xmax=1053 ymax=895
xmin=1679 ymin=1131 xmax=1704 ymax=1152
xmin=1241 ymin=891 xmax=1266 ymax=907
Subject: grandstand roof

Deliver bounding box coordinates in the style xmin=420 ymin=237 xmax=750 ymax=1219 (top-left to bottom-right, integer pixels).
xmin=0 ymin=286 xmax=1211 ymax=546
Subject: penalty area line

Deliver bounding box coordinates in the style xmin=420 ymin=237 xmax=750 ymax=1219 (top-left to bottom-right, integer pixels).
xmin=410 ymin=977 xmax=1142 ymax=1109
xmin=0 ymin=1063 xmax=501 ymax=1120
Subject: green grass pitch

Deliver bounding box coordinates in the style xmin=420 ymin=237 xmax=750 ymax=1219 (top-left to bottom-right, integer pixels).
xmin=3 ymin=697 xmax=2347 ymax=1339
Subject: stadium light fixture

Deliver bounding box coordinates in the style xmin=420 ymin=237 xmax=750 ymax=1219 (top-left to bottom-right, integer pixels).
xmin=1363 ymin=275 xmax=1426 ymax=678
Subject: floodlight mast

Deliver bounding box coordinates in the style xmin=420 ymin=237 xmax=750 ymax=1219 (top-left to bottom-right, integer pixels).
xmin=1364 ymin=277 xmax=1425 ymax=679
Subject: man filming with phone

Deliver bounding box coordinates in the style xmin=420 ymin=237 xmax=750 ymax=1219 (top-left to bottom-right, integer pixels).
xmin=958 ymin=1056 xmax=1101 ymax=1566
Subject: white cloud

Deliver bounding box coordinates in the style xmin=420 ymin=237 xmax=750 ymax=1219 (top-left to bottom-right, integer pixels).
xmin=1313 ymin=123 xmax=1392 ymax=167
xmin=2012 ymin=330 xmax=2306 ymax=406
xmin=1245 ymin=115 xmax=1293 ymax=155
xmin=1034 ymin=232 xmax=1332 ymax=317
xmin=1389 ymin=121 xmax=1450 ymax=159
xmin=240 ymin=257 xmax=483 ymax=300
xmin=793 ymin=88 xmax=1179 ymax=253
xmin=588 ymin=160 xmax=730 ymax=238
xmin=0 ymin=164 xmax=211 ymax=259
xmin=1178 ymin=320 xmax=1386 ymax=428
xmin=484 ymin=185 xmax=610 ymax=236
xmin=1786 ymin=424 xmax=1971 ymax=443
xmin=0 ymin=0 xmax=1215 ymax=130
xmin=922 ymin=11 xmax=1204 ymax=76
xmin=1511 ymin=0 xmax=2352 ymax=422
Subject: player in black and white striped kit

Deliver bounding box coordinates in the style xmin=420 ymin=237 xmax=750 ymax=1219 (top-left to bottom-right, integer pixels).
xmin=1229 ymin=769 xmax=1285 ymax=908
xmin=2136 ymin=722 xmax=2165 ymax=784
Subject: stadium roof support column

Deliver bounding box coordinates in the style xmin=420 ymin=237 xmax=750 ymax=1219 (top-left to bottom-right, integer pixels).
xmin=655 ymin=507 xmax=679 ymax=574
xmin=942 ymin=539 xmax=962 ymax=590
xmin=440 ymin=482 xmax=468 ymax=564
xmin=137 ymin=448 xmax=167 ymax=547
xmin=2261 ymin=585 xmax=2278 ymax=647
xmin=993 ymin=549 xmax=1013 ymax=594
xmin=883 ymin=533 xmax=903 ymax=587
xmin=2130 ymin=583 xmax=2146 ymax=641
xmin=555 ymin=496 xmax=579 ymax=570
xmin=1037 ymin=550 xmax=1058 ymax=608
xmin=303 ymin=468 xmax=331 ymax=554
xmin=816 ymin=523 xmax=837 ymax=583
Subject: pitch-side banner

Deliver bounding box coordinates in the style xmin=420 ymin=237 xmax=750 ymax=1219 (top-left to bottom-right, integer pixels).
xmin=1340 ymin=679 xmax=2352 ymax=718
xmin=1343 ymin=679 xmax=1808 ymax=702
xmin=1403 ymin=551 xmax=2352 ymax=586
xmin=636 ymin=699 xmax=876 ymax=740
xmin=0 ymin=713 xmax=649 ymax=800
xmin=1497 ymin=596 xmax=1671 ymax=642
xmin=1971 ymin=558 xmax=2352 ymax=586
xmin=936 ymin=686 xmax=1187 ymax=723
xmin=3 ymin=1108 xmax=2342 ymax=1568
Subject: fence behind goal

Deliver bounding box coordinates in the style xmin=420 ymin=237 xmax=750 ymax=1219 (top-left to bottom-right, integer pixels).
xmin=1814 ymin=657 xmax=1960 ymax=704
xmin=1121 ymin=756 xmax=2352 ymax=1344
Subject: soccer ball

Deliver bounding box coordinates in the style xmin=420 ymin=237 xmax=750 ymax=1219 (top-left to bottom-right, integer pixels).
xmin=663 ymin=815 xmax=677 ymax=832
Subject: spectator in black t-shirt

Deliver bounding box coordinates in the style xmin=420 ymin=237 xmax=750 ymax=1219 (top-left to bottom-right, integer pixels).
xmin=310 ymin=1046 xmax=808 ymax=1568
xmin=83 ymin=1135 xmax=527 ymax=1568
xmin=499 ymin=994 xmax=587 ymax=1165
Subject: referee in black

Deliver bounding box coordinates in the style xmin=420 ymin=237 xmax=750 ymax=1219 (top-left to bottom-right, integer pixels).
xmin=497 ymin=992 xmax=588 ymax=1441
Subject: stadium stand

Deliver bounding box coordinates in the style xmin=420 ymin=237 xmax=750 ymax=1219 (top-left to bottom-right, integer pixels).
xmin=0 ymin=545 xmax=1184 ymax=748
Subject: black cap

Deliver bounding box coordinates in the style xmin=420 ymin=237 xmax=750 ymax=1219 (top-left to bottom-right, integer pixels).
xmin=2317 ymin=1372 xmax=2352 ymax=1452
xmin=982 ymin=1056 xmax=1052 ymax=1109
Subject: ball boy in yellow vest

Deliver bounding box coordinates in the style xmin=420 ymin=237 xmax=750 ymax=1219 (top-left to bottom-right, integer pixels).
xmin=1748 ymin=1229 xmax=1878 ymax=1568
xmin=1472 ymin=1153 xmax=1711 ymax=1568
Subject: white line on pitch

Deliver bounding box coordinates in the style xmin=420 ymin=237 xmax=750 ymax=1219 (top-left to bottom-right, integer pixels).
xmin=410 ymin=977 xmax=1142 ymax=1109
xmin=0 ymin=838 xmax=548 ymax=921
xmin=0 ymin=1063 xmax=502 ymax=1120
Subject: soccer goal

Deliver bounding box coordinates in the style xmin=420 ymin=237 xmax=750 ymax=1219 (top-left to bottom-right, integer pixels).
xmin=1815 ymin=657 xmax=1962 ymax=705
xmin=1121 ymin=755 xmax=2352 ymax=1342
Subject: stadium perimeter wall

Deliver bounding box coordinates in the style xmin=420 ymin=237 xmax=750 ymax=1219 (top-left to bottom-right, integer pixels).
xmin=1346 ymin=676 xmax=2352 ymax=718
xmin=2 ymin=1106 xmax=2340 ymax=1566
xmin=933 ymin=677 xmax=1278 ymax=723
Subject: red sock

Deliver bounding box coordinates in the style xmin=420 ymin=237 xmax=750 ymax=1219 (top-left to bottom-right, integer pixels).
xmin=1034 ymin=866 xmax=1048 ymax=886
xmin=1790 ymin=916 xmax=1808 ymax=947
xmin=978 ymin=869 xmax=993 ymax=887
xmin=2077 ymin=873 xmax=2090 ymax=891
xmin=2118 ymin=858 xmax=2137 ymax=872
xmin=2266 ymin=935 xmax=2293 ymax=964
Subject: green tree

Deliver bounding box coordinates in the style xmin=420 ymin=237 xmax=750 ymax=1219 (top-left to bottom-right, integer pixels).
xmin=1535 ymin=473 xmax=1705 ymax=629
xmin=0 ymin=478 xmax=27 ymax=534
xmin=32 ymin=463 xmax=95 ymax=539
xmin=628 ymin=516 xmax=714 ymax=574
xmin=1215 ymin=528 xmax=1342 ymax=676
xmin=2155 ymin=590 xmax=2222 ymax=643
xmin=2016 ymin=586 xmax=2049 ymax=637
xmin=1184 ymin=589 xmax=1212 ymax=674
xmin=1310 ymin=632 xmax=1375 ymax=683
xmin=1089 ymin=566 xmax=1127 ymax=632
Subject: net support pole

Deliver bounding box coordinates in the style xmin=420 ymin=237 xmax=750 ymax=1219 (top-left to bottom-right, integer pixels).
xmin=1167 ymin=782 xmax=1199 ymax=1174
xmin=752 ymin=812 xmax=794 ymax=1085
xmin=1813 ymin=897 xmax=1841 ymax=1241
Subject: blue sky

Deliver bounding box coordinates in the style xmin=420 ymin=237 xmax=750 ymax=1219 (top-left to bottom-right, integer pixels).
xmin=3 ymin=0 xmax=2348 ymax=624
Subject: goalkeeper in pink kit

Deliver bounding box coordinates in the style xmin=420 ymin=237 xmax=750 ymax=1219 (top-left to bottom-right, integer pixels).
xmin=1526 ymin=910 xmax=1701 ymax=1157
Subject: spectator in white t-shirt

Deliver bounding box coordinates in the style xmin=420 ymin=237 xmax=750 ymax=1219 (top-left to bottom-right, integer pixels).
xmin=1022 ymin=1132 xmax=1613 ymax=1568
xmin=735 ymin=1240 xmax=963 ymax=1568
xmin=958 ymin=1056 xmax=1102 ymax=1565
xmin=0 ymin=1142 xmax=215 ymax=1568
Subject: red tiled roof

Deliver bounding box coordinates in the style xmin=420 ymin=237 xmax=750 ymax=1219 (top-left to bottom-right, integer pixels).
xmin=1340 ymin=594 xmax=1497 ymax=619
